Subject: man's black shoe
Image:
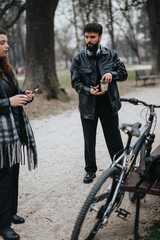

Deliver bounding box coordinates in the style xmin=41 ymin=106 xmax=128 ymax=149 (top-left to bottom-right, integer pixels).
xmin=12 ymin=215 xmax=25 ymax=224
xmin=83 ymin=172 xmax=96 ymax=184
xmin=0 ymin=227 xmax=20 ymax=240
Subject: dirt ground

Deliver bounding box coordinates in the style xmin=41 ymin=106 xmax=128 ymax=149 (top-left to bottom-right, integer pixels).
xmin=1 ymin=81 xmax=160 ymax=240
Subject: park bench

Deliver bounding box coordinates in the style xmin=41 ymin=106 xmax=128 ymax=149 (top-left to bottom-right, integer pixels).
xmin=120 ymin=145 xmax=160 ymax=240
xmin=135 ymin=69 xmax=160 ymax=86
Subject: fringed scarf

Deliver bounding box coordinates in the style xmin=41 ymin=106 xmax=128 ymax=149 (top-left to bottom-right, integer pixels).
xmin=0 ymin=81 xmax=38 ymax=170
xmin=0 ymin=109 xmax=38 ymax=170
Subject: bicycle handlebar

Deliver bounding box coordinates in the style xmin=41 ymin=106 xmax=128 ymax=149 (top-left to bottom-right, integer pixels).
xmin=120 ymin=97 xmax=160 ymax=108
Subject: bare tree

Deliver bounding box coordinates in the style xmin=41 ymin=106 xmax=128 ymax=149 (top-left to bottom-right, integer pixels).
xmin=122 ymin=0 xmax=160 ymax=72
xmin=55 ymin=29 xmax=75 ymax=65
xmin=0 ymin=1 xmax=26 ymax=69
xmin=0 ymin=0 xmax=26 ymax=29
xmin=115 ymin=0 xmax=141 ymax=63
xmin=106 ymin=0 xmax=115 ymax=49
xmin=8 ymin=16 xmax=26 ymax=69
xmin=146 ymin=0 xmax=160 ymax=73
xmin=71 ymin=0 xmax=81 ymax=52
xmin=23 ymin=0 xmax=68 ymax=100
xmin=100 ymin=0 xmax=116 ymax=49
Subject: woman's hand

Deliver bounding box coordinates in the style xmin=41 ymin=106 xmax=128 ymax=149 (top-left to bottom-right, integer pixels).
xmin=9 ymin=94 xmax=28 ymax=107
xmin=25 ymin=90 xmax=34 ymax=102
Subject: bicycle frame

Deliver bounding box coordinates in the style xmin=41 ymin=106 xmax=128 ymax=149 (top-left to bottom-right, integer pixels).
xmin=71 ymin=98 xmax=160 ymax=240
xmin=101 ymin=103 xmax=157 ymax=225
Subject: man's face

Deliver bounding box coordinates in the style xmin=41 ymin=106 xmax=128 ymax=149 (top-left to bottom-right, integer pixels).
xmin=0 ymin=34 xmax=9 ymax=58
xmin=85 ymin=32 xmax=102 ymax=51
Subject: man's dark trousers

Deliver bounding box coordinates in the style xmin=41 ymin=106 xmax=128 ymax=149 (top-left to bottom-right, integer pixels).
xmin=81 ymin=94 xmax=123 ymax=173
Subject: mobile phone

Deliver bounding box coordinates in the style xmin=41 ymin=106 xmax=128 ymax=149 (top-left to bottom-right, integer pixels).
xmin=32 ymin=88 xmax=39 ymax=94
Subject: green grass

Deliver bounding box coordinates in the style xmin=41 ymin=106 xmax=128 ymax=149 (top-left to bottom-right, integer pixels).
xmin=125 ymin=68 xmax=151 ymax=82
xmin=57 ymin=67 xmax=140 ymax=88
xmin=19 ymin=81 xmax=23 ymax=89
xmin=145 ymin=220 xmax=160 ymax=240
xmin=18 ymin=67 xmax=151 ymax=89
xmin=17 ymin=68 xmax=71 ymax=89
xmin=57 ymin=68 xmax=71 ymax=88
xmin=127 ymin=70 xmax=135 ymax=81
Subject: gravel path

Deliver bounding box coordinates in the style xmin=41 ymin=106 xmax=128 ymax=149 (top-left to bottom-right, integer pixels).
xmin=1 ymin=84 xmax=160 ymax=240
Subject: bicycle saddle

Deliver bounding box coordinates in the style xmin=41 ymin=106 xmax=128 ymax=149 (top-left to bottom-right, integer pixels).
xmin=120 ymin=122 xmax=141 ymax=137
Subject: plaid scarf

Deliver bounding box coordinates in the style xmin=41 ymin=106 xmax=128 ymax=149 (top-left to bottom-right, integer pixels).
xmin=0 ymin=82 xmax=38 ymax=170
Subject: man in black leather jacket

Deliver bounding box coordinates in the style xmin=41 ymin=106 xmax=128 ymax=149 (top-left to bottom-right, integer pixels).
xmin=71 ymin=23 xmax=128 ymax=183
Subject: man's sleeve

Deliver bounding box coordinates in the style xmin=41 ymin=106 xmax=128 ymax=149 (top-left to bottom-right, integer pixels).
xmin=70 ymin=58 xmax=91 ymax=95
xmin=110 ymin=51 xmax=128 ymax=82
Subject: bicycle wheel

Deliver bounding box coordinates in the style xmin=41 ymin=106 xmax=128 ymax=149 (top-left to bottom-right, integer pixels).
xmin=129 ymin=141 xmax=146 ymax=202
xmin=71 ymin=167 xmax=119 ymax=240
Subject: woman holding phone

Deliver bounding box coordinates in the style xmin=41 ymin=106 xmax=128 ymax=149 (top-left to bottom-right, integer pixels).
xmin=0 ymin=27 xmax=38 ymax=240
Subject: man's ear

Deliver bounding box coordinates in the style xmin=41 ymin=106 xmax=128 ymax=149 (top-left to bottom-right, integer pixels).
xmin=99 ymin=35 xmax=102 ymax=42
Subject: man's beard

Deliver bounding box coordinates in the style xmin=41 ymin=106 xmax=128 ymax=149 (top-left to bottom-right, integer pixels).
xmin=86 ymin=41 xmax=99 ymax=52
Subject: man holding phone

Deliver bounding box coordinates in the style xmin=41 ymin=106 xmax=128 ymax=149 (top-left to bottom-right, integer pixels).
xmin=70 ymin=23 xmax=128 ymax=183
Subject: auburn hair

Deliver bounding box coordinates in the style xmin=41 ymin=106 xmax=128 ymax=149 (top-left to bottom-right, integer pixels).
xmin=0 ymin=28 xmax=15 ymax=83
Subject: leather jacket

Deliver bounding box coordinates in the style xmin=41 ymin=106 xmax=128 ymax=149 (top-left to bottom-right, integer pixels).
xmin=71 ymin=46 xmax=128 ymax=120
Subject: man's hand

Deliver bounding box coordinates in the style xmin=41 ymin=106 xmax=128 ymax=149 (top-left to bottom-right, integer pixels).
xmin=9 ymin=94 xmax=28 ymax=107
xmin=90 ymin=85 xmax=105 ymax=95
xmin=101 ymin=73 xmax=112 ymax=83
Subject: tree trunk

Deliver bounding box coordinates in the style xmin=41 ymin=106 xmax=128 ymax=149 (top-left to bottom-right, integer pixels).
xmin=146 ymin=0 xmax=160 ymax=74
xmin=23 ymin=0 xmax=69 ymax=100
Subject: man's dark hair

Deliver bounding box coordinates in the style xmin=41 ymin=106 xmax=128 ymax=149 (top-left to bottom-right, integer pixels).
xmin=83 ymin=23 xmax=103 ymax=36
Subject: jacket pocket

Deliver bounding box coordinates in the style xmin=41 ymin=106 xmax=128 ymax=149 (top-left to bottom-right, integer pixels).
xmin=79 ymin=94 xmax=94 ymax=118
xmin=99 ymin=63 xmax=114 ymax=76
xmin=79 ymin=68 xmax=93 ymax=86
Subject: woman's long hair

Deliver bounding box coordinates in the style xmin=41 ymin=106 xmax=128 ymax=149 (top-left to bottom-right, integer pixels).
xmin=0 ymin=28 xmax=15 ymax=83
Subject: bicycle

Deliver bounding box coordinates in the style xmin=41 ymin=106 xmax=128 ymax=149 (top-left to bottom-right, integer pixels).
xmin=71 ymin=97 xmax=160 ymax=240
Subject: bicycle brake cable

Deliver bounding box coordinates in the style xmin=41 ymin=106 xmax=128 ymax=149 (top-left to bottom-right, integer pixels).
xmin=151 ymin=111 xmax=157 ymax=133
xmin=140 ymin=107 xmax=157 ymax=133
xmin=140 ymin=107 xmax=148 ymax=121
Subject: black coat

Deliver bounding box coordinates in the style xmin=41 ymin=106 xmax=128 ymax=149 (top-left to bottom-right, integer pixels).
xmin=0 ymin=74 xmax=25 ymax=115
xmin=71 ymin=46 xmax=128 ymax=119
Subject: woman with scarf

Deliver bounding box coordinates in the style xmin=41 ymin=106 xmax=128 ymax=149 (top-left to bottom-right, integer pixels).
xmin=0 ymin=28 xmax=38 ymax=240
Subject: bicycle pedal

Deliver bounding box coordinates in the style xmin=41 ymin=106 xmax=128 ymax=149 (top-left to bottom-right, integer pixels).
xmin=116 ymin=208 xmax=131 ymax=220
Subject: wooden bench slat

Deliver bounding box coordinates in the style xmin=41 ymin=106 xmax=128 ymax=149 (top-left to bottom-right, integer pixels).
xmin=147 ymin=74 xmax=160 ymax=78
xmin=120 ymin=145 xmax=160 ymax=195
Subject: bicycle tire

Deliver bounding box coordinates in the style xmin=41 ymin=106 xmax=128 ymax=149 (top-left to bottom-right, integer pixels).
xmin=71 ymin=167 xmax=119 ymax=240
xmin=129 ymin=141 xmax=146 ymax=202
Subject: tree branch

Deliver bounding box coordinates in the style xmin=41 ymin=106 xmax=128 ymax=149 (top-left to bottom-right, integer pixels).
xmin=0 ymin=0 xmax=17 ymax=17
xmin=4 ymin=3 xmax=26 ymax=29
